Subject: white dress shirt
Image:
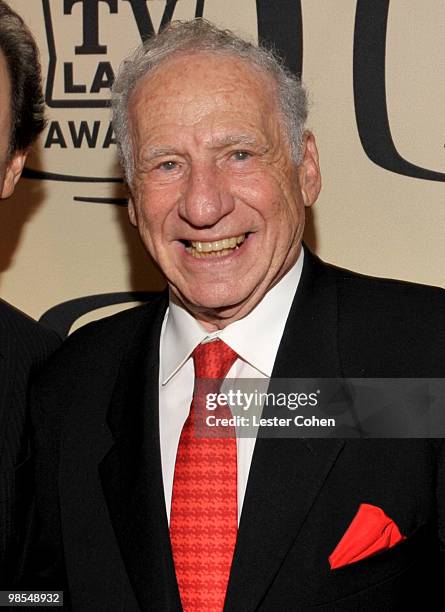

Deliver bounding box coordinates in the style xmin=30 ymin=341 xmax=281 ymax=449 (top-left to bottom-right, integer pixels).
xmin=159 ymin=249 xmax=304 ymax=523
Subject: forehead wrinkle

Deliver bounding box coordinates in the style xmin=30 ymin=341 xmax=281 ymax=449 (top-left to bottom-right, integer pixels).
xmin=136 ymin=56 xmax=275 ymax=124
xmin=189 ymin=107 xmax=272 ymax=148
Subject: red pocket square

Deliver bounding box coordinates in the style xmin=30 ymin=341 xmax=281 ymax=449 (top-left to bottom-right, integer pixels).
xmin=329 ymin=503 xmax=406 ymax=569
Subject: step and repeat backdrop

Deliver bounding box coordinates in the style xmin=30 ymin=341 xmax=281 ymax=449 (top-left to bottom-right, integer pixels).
xmin=1 ymin=0 xmax=444 ymax=335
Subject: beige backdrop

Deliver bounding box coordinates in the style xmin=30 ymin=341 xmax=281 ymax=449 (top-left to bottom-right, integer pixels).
xmin=1 ymin=0 xmax=444 ymax=332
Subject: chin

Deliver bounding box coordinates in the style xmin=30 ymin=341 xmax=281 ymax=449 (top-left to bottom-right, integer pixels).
xmin=187 ymin=290 xmax=255 ymax=319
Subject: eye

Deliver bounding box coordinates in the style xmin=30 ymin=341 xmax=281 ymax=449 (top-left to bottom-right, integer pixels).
xmin=158 ymin=160 xmax=178 ymax=171
xmin=232 ymin=150 xmax=251 ymax=161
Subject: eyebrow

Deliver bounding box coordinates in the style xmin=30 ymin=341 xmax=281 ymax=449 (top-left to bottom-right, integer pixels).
xmin=143 ymin=147 xmax=178 ymax=161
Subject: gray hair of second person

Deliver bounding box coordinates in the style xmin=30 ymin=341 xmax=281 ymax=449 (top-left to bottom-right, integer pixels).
xmin=111 ymin=18 xmax=308 ymax=184
xmin=0 ymin=0 xmax=45 ymax=157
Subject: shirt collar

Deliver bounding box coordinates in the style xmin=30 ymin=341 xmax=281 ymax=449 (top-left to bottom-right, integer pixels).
xmin=160 ymin=248 xmax=304 ymax=384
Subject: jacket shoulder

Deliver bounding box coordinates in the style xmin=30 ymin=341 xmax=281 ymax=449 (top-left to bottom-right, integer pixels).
xmin=62 ymin=295 xmax=165 ymax=350
xmin=331 ymin=261 xmax=444 ymax=298
xmin=331 ymin=263 xmax=444 ymax=324
xmin=0 ymin=299 xmax=61 ymax=362
xmin=324 ymin=263 xmax=445 ymax=376
xmin=33 ymin=295 xmax=166 ymax=392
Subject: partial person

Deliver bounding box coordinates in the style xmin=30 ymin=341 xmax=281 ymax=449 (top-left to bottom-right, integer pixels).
xmin=30 ymin=19 xmax=444 ymax=611
xmin=0 ymin=0 xmax=60 ymax=588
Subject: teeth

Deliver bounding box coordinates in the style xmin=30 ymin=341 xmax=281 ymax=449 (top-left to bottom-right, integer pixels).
xmin=188 ymin=233 xmax=246 ymax=256
xmin=189 ymin=248 xmax=234 ymax=259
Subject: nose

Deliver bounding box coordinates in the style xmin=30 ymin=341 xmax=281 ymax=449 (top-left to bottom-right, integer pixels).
xmin=179 ymin=162 xmax=234 ymax=227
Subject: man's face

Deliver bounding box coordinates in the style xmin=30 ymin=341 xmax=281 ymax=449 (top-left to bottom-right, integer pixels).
xmin=0 ymin=50 xmax=26 ymax=199
xmin=128 ymin=52 xmax=320 ymax=329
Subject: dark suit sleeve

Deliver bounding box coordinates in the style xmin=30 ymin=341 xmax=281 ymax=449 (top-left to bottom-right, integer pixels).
xmin=19 ymin=382 xmax=69 ymax=598
xmin=0 ymin=300 xmax=61 ymax=589
xmin=19 ymin=311 xmax=130 ymax=600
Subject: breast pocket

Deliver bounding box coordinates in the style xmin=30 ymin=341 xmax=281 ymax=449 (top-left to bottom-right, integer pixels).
xmin=313 ymin=522 xmax=440 ymax=608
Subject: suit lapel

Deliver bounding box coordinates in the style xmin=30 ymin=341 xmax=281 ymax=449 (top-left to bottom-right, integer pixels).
xmin=225 ymin=250 xmax=346 ymax=611
xmin=99 ymin=295 xmax=182 ymax=611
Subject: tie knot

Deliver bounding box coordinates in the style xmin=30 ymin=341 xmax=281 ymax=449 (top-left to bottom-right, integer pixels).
xmin=192 ymin=339 xmax=238 ymax=380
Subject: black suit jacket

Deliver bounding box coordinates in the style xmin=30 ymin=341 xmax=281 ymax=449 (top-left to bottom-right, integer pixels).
xmin=29 ymin=250 xmax=445 ymax=610
xmin=0 ymin=299 xmax=60 ymax=587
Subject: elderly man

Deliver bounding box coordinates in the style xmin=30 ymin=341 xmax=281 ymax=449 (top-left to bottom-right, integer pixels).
xmin=0 ymin=0 xmax=60 ymax=588
xmin=31 ymin=19 xmax=444 ymax=611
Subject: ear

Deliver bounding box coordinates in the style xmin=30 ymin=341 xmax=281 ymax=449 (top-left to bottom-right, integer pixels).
xmin=127 ymin=197 xmax=137 ymax=226
xmin=297 ymin=132 xmax=321 ymax=208
xmin=0 ymin=150 xmax=27 ymax=199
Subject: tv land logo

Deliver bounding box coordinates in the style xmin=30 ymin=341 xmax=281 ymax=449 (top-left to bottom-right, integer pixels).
xmin=23 ymin=0 xmax=445 ymax=186
xmin=45 ymin=0 xmax=178 ymax=109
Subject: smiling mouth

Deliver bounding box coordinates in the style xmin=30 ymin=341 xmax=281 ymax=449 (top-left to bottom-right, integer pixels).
xmin=183 ymin=233 xmax=247 ymax=258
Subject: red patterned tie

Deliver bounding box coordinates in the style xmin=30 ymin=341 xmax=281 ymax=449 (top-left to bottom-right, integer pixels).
xmin=170 ymin=339 xmax=238 ymax=611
